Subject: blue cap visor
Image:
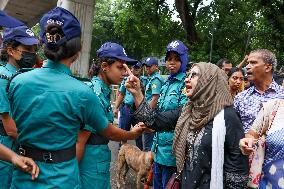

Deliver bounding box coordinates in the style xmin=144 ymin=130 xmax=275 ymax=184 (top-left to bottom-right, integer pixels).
xmin=111 ymin=55 xmax=137 ymax=65
xmin=0 ymin=11 xmax=24 ymax=28
xmin=165 ymin=50 xmax=180 ymax=60
xmin=144 ymin=62 xmax=151 ymax=66
xmin=14 ymin=37 xmax=39 ymax=46
xmin=144 ymin=62 xmax=158 ymax=66
xmin=133 ymin=62 xmax=142 ymax=68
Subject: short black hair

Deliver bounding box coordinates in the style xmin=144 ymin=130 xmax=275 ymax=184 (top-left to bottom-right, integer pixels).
xmin=227 ymin=67 xmax=244 ymax=78
xmin=1 ymin=40 xmax=21 ymax=61
xmin=88 ymin=57 xmax=117 ymax=78
xmin=216 ymin=58 xmax=231 ymax=68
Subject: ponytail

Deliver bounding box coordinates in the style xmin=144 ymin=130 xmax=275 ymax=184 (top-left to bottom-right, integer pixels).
xmin=43 ymin=24 xmax=81 ymax=62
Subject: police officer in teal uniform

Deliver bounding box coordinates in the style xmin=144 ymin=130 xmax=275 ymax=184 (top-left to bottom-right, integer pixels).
xmin=143 ymin=57 xmax=164 ymax=151
xmin=114 ymin=62 xmax=144 ymax=150
xmin=0 ymin=34 xmax=6 ymax=67
xmin=151 ymin=40 xmax=189 ymax=189
xmin=0 ymin=9 xmax=24 ymax=68
xmin=7 ymin=7 xmax=144 ymax=189
xmin=140 ymin=74 xmax=149 ymax=89
xmin=0 ymin=25 xmax=38 ymax=189
xmin=78 ymin=42 xmax=138 ymax=189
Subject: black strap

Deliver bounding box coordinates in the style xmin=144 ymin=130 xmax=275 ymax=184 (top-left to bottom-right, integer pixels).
xmin=72 ymin=75 xmax=91 ymax=82
xmin=86 ymin=133 xmax=109 ymax=145
xmin=5 ymin=68 xmax=34 ymax=94
xmin=18 ymin=145 xmax=76 ymax=163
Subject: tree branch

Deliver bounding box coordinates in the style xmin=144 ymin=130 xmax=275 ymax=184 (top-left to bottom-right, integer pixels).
xmin=175 ymin=0 xmax=198 ymax=44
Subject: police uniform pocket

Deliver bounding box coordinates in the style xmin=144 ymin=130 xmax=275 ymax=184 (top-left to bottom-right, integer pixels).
xmin=169 ymin=97 xmax=178 ymax=105
xmin=96 ymin=161 xmax=110 ymax=174
xmin=164 ymin=91 xmax=179 ymax=109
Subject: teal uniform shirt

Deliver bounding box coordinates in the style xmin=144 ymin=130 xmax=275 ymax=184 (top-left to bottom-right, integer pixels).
xmin=80 ymin=76 xmax=113 ymax=189
xmin=0 ymin=63 xmax=17 ymax=189
xmin=145 ymin=71 xmax=164 ymax=102
xmin=152 ymin=72 xmax=188 ymax=167
xmin=85 ymin=76 xmax=114 ymax=124
xmin=119 ymin=77 xmax=134 ymax=105
xmin=140 ymin=75 xmax=149 ymax=89
xmin=0 ymin=63 xmax=17 ymax=113
xmin=8 ymin=60 xmax=109 ymax=189
xmin=0 ymin=60 xmax=6 ymax=66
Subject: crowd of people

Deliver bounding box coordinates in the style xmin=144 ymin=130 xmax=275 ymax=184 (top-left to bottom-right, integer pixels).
xmin=0 ymin=6 xmax=284 ymax=189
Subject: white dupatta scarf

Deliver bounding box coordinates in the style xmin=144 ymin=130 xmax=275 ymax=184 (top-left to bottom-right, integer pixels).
xmin=210 ymin=109 xmax=226 ymax=189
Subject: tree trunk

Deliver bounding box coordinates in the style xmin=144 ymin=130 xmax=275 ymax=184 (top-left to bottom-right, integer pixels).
xmin=175 ymin=0 xmax=199 ymax=44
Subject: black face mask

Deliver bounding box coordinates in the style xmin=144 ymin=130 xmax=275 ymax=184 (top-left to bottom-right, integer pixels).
xmin=15 ymin=51 xmax=37 ymax=68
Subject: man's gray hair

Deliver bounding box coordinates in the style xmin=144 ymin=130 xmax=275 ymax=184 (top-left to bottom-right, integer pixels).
xmin=250 ymin=49 xmax=277 ymax=69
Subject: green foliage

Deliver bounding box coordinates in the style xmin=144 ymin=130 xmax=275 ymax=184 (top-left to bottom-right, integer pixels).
xmin=90 ymin=0 xmax=118 ymax=58
xmin=90 ymin=0 xmax=283 ymax=68
xmin=31 ymin=23 xmax=45 ymax=60
xmin=90 ymin=0 xmax=186 ymax=61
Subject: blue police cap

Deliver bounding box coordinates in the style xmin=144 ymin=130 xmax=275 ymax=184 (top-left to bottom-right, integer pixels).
xmin=0 ymin=10 xmax=24 ymax=28
xmin=144 ymin=57 xmax=158 ymax=66
xmin=97 ymin=42 xmax=137 ymax=64
xmin=165 ymin=40 xmax=189 ymax=73
xmin=3 ymin=25 xmax=38 ymax=46
xmin=166 ymin=40 xmax=188 ymax=57
xmin=40 ymin=7 xmax=81 ymax=46
xmin=133 ymin=61 xmax=143 ymax=68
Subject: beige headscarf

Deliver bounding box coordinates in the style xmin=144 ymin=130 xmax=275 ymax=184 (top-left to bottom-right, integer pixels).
xmin=173 ymin=62 xmax=233 ymax=172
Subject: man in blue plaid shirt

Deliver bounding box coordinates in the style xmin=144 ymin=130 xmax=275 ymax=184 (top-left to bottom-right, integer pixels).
xmin=234 ymin=49 xmax=284 ymax=132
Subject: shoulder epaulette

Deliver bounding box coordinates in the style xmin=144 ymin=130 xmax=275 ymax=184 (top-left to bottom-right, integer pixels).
xmin=17 ymin=68 xmax=35 ymax=74
xmin=0 ymin=74 xmax=10 ymax=80
xmin=72 ymin=76 xmax=91 ymax=82
xmin=152 ymin=74 xmax=164 ymax=84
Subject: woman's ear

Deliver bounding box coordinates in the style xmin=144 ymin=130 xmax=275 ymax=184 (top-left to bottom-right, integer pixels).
xmin=101 ymin=62 xmax=109 ymax=72
xmin=6 ymin=47 xmax=14 ymax=56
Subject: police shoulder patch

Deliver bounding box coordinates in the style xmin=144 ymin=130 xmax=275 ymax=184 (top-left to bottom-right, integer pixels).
xmin=152 ymin=84 xmax=157 ymax=89
xmin=0 ymin=74 xmax=10 ymax=80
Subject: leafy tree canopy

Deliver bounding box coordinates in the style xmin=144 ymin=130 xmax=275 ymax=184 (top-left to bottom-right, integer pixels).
xmin=91 ymin=0 xmax=283 ymax=68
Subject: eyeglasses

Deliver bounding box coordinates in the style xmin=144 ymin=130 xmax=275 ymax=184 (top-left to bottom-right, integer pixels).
xmin=187 ymin=71 xmax=200 ymax=80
